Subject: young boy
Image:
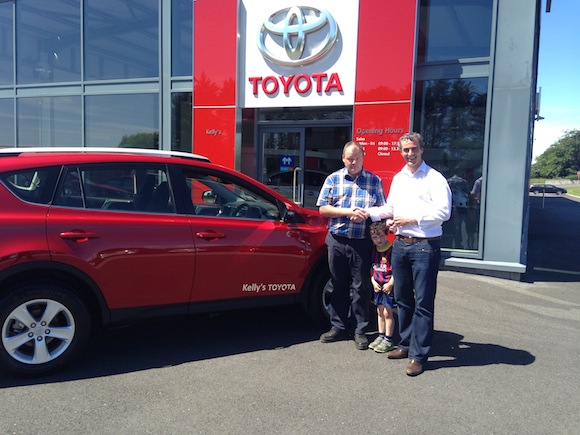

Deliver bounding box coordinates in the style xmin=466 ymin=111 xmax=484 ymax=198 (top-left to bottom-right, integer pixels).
xmin=368 ymin=220 xmax=396 ymax=353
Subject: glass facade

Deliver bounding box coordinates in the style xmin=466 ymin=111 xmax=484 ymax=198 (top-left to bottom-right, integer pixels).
xmin=417 ymin=0 xmax=493 ymax=62
xmin=0 ymin=0 xmax=192 ymax=150
xmin=16 ymin=0 xmax=81 ymax=84
xmin=415 ymin=78 xmax=487 ymax=251
xmin=0 ymin=1 xmax=13 ymax=86
xmin=416 ymin=0 xmax=492 ymax=253
xmin=85 ymin=94 xmax=159 ymax=148
xmin=84 ymin=0 xmax=158 ymax=81
xmin=17 ymin=96 xmax=82 ymax=147
xmin=171 ymin=92 xmax=192 ymax=153
xmin=0 ymin=98 xmax=14 ymax=146
xmin=171 ymin=0 xmax=193 ymax=77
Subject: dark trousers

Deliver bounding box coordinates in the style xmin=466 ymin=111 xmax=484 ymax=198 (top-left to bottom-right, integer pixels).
xmin=391 ymin=238 xmax=441 ymax=362
xmin=325 ymin=233 xmax=372 ymax=335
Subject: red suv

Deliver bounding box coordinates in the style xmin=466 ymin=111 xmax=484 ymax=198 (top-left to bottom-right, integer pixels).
xmin=0 ymin=148 xmax=330 ymax=376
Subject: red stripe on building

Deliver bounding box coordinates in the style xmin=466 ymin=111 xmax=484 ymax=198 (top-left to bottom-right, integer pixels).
xmin=353 ymin=0 xmax=418 ymax=191
xmin=193 ymin=0 xmax=238 ymax=167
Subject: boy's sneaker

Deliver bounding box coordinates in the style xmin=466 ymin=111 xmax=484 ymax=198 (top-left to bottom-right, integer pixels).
xmin=368 ymin=336 xmax=384 ymax=350
xmin=374 ymin=339 xmax=396 ymax=353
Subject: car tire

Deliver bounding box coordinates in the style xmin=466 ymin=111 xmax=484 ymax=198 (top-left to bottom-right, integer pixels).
xmin=305 ymin=271 xmax=332 ymax=328
xmin=0 ymin=282 xmax=90 ymax=377
xmin=557 ymin=191 xmax=563 ymax=195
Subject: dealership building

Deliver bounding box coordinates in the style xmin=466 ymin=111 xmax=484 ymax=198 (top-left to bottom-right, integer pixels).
xmin=0 ymin=0 xmax=544 ymax=279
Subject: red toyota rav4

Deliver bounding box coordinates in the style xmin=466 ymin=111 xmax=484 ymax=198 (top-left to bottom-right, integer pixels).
xmin=0 ymin=148 xmax=330 ymax=376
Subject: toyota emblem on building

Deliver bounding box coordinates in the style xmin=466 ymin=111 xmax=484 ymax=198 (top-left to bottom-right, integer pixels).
xmin=257 ymin=6 xmax=338 ymax=67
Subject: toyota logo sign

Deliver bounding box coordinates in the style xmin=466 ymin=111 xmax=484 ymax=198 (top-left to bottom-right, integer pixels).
xmin=257 ymin=6 xmax=338 ymax=67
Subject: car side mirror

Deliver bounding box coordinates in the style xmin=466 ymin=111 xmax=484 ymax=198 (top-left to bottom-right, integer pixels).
xmin=285 ymin=209 xmax=297 ymax=221
xmin=281 ymin=204 xmax=306 ymax=224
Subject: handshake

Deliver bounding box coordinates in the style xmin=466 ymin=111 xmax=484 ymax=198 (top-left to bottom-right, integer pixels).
xmin=350 ymin=208 xmax=407 ymax=233
xmin=349 ymin=207 xmax=370 ymax=223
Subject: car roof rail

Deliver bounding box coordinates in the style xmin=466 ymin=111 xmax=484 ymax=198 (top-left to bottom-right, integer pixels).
xmin=0 ymin=147 xmax=211 ymax=162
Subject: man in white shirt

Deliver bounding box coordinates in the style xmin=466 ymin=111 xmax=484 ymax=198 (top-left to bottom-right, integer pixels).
xmin=362 ymin=132 xmax=451 ymax=376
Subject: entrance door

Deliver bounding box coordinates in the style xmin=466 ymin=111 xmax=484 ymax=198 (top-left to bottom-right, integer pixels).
xmin=260 ymin=128 xmax=307 ymax=206
xmin=260 ymin=126 xmax=349 ymax=209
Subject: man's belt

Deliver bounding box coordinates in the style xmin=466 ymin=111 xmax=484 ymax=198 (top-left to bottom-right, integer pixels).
xmin=396 ymin=235 xmax=441 ymax=243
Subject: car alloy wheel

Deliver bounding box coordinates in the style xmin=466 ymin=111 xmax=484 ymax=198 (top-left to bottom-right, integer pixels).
xmin=0 ymin=283 xmax=90 ymax=376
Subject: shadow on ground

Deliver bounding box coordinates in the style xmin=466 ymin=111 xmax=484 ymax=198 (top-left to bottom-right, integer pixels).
xmin=0 ymin=305 xmax=324 ymax=388
xmin=428 ymin=330 xmax=535 ymax=371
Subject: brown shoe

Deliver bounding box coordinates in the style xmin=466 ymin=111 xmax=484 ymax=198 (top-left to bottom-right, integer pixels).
xmin=405 ymin=359 xmax=424 ymax=376
xmin=386 ymin=348 xmax=408 ymax=359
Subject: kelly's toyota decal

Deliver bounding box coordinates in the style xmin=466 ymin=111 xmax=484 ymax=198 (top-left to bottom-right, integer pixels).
xmin=257 ymin=6 xmax=338 ymax=67
xmin=242 ymin=283 xmax=297 ymax=293
xmin=241 ymin=0 xmax=359 ymax=108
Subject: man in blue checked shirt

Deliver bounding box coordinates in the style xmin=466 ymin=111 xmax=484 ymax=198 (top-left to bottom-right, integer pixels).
xmin=317 ymin=141 xmax=386 ymax=350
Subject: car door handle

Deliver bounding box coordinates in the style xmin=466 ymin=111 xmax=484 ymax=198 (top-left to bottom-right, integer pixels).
xmin=196 ymin=231 xmax=226 ymax=241
xmin=287 ymin=230 xmax=303 ymax=238
xmin=60 ymin=231 xmax=100 ymax=243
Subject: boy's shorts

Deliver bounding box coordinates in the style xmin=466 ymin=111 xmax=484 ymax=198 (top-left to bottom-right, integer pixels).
xmin=374 ymin=291 xmax=396 ymax=308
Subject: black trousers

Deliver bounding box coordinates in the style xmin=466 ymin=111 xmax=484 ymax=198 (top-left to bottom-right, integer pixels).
xmin=325 ymin=232 xmax=372 ymax=335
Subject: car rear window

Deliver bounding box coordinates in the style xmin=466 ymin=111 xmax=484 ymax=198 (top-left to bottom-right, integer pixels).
xmin=1 ymin=167 xmax=61 ymax=204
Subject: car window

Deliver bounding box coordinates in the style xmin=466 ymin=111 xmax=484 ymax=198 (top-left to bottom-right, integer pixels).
xmin=184 ymin=170 xmax=280 ymax=220
xmin=53 ymin=164 xmax=175 ymax=213
xmin=1 ymin=167 xmax=60 ymax=204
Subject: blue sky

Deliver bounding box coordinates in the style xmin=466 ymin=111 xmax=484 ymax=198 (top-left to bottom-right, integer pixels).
xmin=533 ymin=0 xmax=580 ymax=161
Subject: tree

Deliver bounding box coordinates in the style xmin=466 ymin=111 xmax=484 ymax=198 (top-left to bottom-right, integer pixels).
xmin=118 ymin=132 xmax=159 ymax=149
xmin=531 ymin=129 xmax=580 ymax=178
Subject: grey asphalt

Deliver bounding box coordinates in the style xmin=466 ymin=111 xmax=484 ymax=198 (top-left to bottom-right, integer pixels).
xmin=0 ymin=194 xmax=579 ymax=434
xmin=525 ymin=192 xmax=580 ymax=281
